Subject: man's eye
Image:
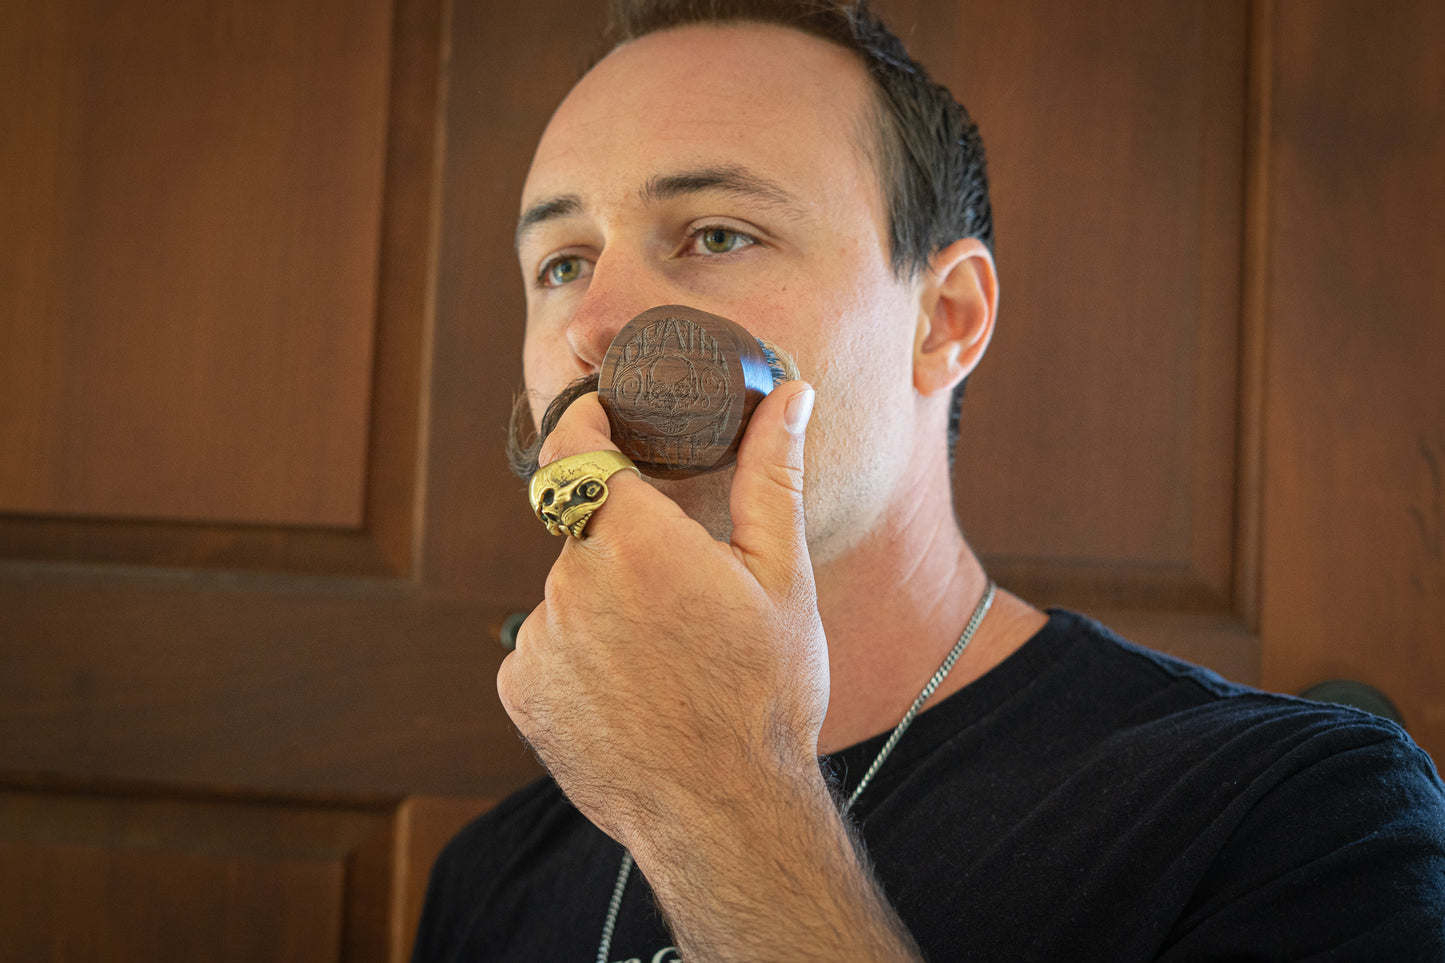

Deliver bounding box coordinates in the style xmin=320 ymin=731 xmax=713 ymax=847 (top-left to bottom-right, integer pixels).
xmin=539 ymin=256 xmax=589 ymax=288
xmin=692 ymin=227 xmax=755 ymax=255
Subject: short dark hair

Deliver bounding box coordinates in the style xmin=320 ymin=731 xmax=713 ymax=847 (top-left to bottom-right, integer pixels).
xmin=607 ymin=0 xmax=993 ymax=450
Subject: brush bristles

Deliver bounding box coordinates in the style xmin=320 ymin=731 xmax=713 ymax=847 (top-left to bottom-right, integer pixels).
xmin=756 ymin=338 xmax=800 ymax=385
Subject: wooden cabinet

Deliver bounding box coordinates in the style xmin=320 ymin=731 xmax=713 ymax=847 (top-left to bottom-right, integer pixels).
xmin=1 ymin=0 xmax=1440 ymax=954
xmin=1254 ymin=0 xmax=1445 ymax=752
xmin=0 ymin=778 xmax=488 ymax=962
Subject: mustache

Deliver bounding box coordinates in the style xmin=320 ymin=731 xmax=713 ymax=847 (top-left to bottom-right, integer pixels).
xmin=506 ymin=374 xmax=600 ymax=481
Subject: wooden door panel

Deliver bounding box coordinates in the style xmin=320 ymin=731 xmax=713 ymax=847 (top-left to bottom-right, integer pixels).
xmin=1259 ymin=0 xmax=1445 ymax=759
xmin=868 ymin=1 xmax=1263 ymax=681
xmin=0 ymin=0 xmax=1278 ymax=804
xmin=0 ymin=11 xmax=1440 ymax=963
xmin=0 ymin=781 xmax=391 ymax=963
xmin=0 ymin=840 xmax=345 ymax=961
xmin=0 ymin=0 xmax=392 ymax=527
xmin=0 ymin=0 xmax=548 ymax=808
xmin=939 ymin=0 xmax=1249 ymax=618
xmin=0 ymin=0 xmax=441 ymax=576
xmin=0 ymin=779 xmax=492 ymax=963
xmin=0 ymin=581 xmax=540 ymax=796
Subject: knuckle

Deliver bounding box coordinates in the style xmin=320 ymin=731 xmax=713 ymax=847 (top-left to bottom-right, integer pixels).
xmin=536 ymin=394 xmax=612 ymax=469
xmin=537 ymin=426 xmax=613 ymax=470
xmin=536 ymin=433 xmax=571 ymax=470
xmin=761 ymin=459 xmax=806 ymax=496
xmin=544 ymin=559 xmax=580 ymax=601
xmin=496 ymin=657 xmax=519 ymax=710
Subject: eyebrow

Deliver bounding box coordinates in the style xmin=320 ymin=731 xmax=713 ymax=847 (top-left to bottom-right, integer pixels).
xmin=515 ymin=194 xmax=585 ymax=250
xmin=514 ymin=165 xmax=806 ymax=250
xmin=639 ymin=165 xmax=805 ymax=215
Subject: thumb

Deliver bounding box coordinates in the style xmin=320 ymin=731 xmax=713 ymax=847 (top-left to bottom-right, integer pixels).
xmin=728 ymin=381 xmax=815 ymax=581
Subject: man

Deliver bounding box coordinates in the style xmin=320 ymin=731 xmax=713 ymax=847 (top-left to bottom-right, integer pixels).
xmin=415 ymin=2 xmax=1445 ymax=959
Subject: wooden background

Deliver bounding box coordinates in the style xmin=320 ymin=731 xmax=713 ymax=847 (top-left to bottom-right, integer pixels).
xmin=1 ymin=0 xmax=1441 ymax=957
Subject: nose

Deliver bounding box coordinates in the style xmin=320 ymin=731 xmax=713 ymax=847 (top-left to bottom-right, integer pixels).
xmin=564 ymin=250 xmax=672 ymax=371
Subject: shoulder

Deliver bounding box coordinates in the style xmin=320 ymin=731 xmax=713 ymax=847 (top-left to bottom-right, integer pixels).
xmin=1169 ymin=702 xmax=1445 ymax=953
xmin=885 ymin=608 xmax=1444 ymax=808
xmin=1049 ymin=610 xmax=1445 ymax=951
xmin=874 ymin=609 xmax=1445 ymax=956
xmin=1038 ymin=608 xmax=1443 ymax=805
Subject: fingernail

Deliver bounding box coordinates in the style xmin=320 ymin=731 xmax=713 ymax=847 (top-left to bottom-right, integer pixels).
xmin=784 ymin=386 xmax=815 ymax=435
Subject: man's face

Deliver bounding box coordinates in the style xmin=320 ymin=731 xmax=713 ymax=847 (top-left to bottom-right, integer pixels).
xmin=516 ymin=23 xmax=929 ymax=561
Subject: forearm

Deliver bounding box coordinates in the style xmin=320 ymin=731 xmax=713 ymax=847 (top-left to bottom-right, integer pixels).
xmin=627 ymin=766 xmax=924 ymax=962
xmin=503 ymin=388 xmax=915 ymax=955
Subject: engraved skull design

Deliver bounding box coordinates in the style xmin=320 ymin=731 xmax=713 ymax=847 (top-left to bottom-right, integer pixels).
xmin=639 ymin=355 xmax=718 ymax=434
xmin=611 ymin=319 xmax=732 ymax=472
xmin=533 ymin=472 xmax=610 ymax=538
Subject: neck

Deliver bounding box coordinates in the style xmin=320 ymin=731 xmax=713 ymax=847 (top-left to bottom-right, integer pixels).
xmin=811 ymin=489 xmax=1045 ymax=755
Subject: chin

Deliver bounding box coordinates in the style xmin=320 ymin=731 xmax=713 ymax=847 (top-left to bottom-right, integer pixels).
xmin=649 ymin=470 xmax=735 ymax=543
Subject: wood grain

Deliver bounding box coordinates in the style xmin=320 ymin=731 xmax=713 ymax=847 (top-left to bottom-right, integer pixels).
xmin=0 ymin=11 xmax=1440 ymax=948
xmin=937 ymin=0 xmax=1250 ymax=618
xmin=0 ymin=0 xmax=442 ymax=575
xmin=0 ymin=778 xmax=398 ymax=963
xmin=1258 ymin=0 xmax=1445 ymax=758
xmin=0 ymin=0 xmax=391 ymax=528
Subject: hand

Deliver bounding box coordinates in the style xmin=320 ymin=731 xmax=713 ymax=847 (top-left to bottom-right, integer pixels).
xmin=497 ymin=381 xmax=827 ymax=846
xmin=500 ymin=383 xmax=922 ymax=961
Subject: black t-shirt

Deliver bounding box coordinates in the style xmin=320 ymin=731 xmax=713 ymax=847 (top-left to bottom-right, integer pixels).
xmin=414 ymin=610 xmax=1445 ymax=961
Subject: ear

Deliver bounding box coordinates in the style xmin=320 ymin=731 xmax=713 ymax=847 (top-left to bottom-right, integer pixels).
xmin=913 ymin=238 xmax=998 ymax=397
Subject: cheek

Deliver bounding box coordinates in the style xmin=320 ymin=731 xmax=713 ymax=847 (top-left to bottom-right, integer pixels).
xmin=767 ymin=258 xmax=906 ymax=372
xmin=522 ymin=329 xmax=577 ymax=411
xmin=805 ymin=273 xmax=917 ymax=394
xmin=793 ymin=264 xmax=921 ymax=477
xmin=520 ymin=335 xmax=545 ymax=384
xmin=520 ymin=341 xmax=547 ymax=422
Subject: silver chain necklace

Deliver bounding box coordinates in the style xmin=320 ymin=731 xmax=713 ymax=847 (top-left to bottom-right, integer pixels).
xmin=595 ymin=581 xmax=997 ymax=963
